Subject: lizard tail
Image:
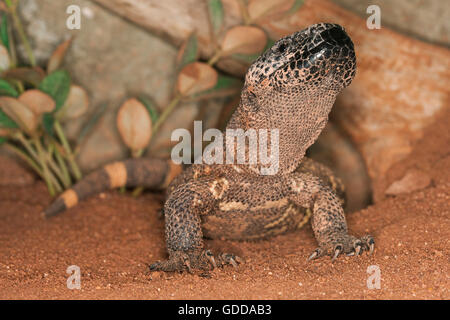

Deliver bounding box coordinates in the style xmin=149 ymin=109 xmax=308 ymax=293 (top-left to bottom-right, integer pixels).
xmin=43 ymin=158 xmax=182 ymax=218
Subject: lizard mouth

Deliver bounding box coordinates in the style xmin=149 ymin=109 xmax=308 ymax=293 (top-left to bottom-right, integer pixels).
xmin=300 ymin=24 xmax=356 ymax=87
xmin=306 ymin=25 xmax=354 ymax=60
xmin=312 ymin=25 xmax=352 ymax=48
xmin=246 ymin=23 xmax=356 ymax=88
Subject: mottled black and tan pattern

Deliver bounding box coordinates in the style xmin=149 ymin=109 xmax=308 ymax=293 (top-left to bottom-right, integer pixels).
xmin=45 ymin=23 xmax=374 ymax=272
xmin=44 ymin=158 xmax=181 ymax=217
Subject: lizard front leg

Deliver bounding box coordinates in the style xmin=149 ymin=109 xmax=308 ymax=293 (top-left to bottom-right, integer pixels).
xmin=288 ymin=173 xmax=374 ymax=261
xmin=150 ymin=177 xmax=240 ymax=272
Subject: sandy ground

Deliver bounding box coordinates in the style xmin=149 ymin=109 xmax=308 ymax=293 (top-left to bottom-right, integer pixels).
xmin=0 ymin=111 xmax=448 ymax=300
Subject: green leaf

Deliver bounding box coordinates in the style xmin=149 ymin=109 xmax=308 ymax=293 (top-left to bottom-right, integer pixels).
xmin=3 ymin=67 xmax=46 ymax=87
xmin=287 ymin=0 xmax=304 ymax=15
xmin=231 ymin=38 xmax=275 ymax=64
xmin=38 ymin=70 xmax=71 ymax=111
xmin=76 ymin=102 xmax=108 ymax=146
xmin=213 ymin=75 xmax=240 ymax=90
xmin=0 ymin=79 xmax=18 ymax=97
xmin=0 ymin=13 xmax=9 ymax=51
xmin=207 ymin=0 xmax=224 ymax=35
xmin=231 ymin=52 xmax=260 ymax=64
xmin=266 ymin=38 xmax=276 ymax=49
xmin=3 ymin=0 xmax=14 ymax=8
xmin=42 ymin=112 xmax=55 ymax=136
xmin=191 ymin=74 xmax=241 ymax=100
xmin=0 ymin=136 xmax=7 ymax=145
xmin=47 ymin=38 xmax=73 ymax=74
xmin=0 ymin=108 xmax=18 ymax=128
xmin=177 ymin=33 xmax=198 ymax=69
xmin=138 ymin=96 xmax=159 ymax=124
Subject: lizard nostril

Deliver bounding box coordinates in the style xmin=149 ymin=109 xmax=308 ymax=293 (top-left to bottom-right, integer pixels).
xmin=321 ymin=26 xmax=350 ymax=46
xmin=329 ymin=26 xmax=346 ymax=41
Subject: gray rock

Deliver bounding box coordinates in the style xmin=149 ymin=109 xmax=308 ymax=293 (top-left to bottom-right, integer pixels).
xmin=332 ymin=0 xmax=449 ymax=46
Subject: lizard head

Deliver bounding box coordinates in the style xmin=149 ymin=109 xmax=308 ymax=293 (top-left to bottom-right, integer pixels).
xmin=228 ymin=23 xmax=356 ymax=175
xmin=245 ymin=23 xmax=356 ymax=93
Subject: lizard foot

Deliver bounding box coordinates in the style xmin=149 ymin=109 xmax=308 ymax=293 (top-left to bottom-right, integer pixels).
xmin=149 ymin=250 xmax=242 ymax=273
xmin=214 ymin=252 xmax=243 ymax=269
xmin=308 ymin=234 xmax=374 ymax=262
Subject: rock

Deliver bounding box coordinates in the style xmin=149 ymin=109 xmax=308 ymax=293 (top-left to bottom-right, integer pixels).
xmin=374 ymin=107 xmax=450 ymax=201
xmin=331 ymin=0 xmax=449 ymax=46
xmin=93 ymin=0 xmax=450 ymax=199
xmin=259 ymin=0 xmax=450 ymax=199
xmin=385 ymin=169 xmax=431 ymax=196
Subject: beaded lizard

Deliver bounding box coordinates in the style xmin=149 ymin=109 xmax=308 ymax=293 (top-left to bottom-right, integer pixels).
xmin=45 ymin=23 xmax=374 ymax=272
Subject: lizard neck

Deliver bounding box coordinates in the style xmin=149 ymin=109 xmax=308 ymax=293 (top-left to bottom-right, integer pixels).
xmin=224 ymin=84 xmax=337 ymax=176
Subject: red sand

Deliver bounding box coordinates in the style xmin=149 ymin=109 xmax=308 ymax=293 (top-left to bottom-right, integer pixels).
xmin=0 ymin=110 xmax=448 ymax=300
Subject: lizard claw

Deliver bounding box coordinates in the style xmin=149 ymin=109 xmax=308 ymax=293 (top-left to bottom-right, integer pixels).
xmin=354 ymin=241 xmax=362 ymax=256
xmin=217 ymin=253 xmax=242 ymax=269
xmin=204 ymin=250 xmax=217 ymax=269
xmin=184 ymin=259 xmax=192 ymax=273
xmin=331 ymin=245 xmax=342 ymax=262
xmin=366 ymin=237 xmax=375 ymax=255
xmin=307 ymin=248 xmax=322 ymax=261
xmin=359 ymin=235 xmax=375 ymax=255
xmin=149 ymin=250 xmax=242 ymax=273
xmin=309 ymin=234 xmax=375 ymax=262
xmin=149 ymin=250 xmax=207 ymax=272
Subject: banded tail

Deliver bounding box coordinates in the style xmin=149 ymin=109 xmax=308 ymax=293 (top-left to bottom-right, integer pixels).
xmin=43 ymin=158 xmax=182 ymax=218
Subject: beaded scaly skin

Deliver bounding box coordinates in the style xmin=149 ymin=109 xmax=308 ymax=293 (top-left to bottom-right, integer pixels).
xmin=45 ymin=23 xmax=374 ymax=272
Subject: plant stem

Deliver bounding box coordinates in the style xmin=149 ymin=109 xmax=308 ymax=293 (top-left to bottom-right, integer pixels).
xmin=131 ymin=186 xmax=144 ymax=197
xmin=131 ymin=148 xmax=143 ymax=158
xmin=14 ymin=79 xmax=24 ymax=93
xmin=44 ymin=137 xmax=72 ymax=187
xmin=151 ymin=94 xmax=182 ymax=136
xmin=33 ymin=136 xmax=56 ymax=196
xmin=5 ymin=143 xmax=62 ymax=193
xmin=54 ymin=120 xmax=82 ymax=181
xmin=53 ymin=146 xmax=72 ymax=186
xmin=17 ymin=133 xmax=63 ymax=190
xmin=4 ymin=142 xmax=44 ymax=178
xmin=237 ymin=0 xmax=251 ymax=25
xmin=207 ymin=50 xmax=222 ymax=66
xmin=131 ymin=94 xmax=182 ymax=197
xmin=14 ymin=133 xmax=61 ymax=192
xmin=45 ymin=147 xmax=71 ymax=189
xmin=15 ymin=131 xmax=39 ymax=162
xmin=5 ymin=13 xmax=17 ymax=67
xmin=37 ymin=137 xmax=69 ymax=188
xmin=5 ymin=0 xmax=36 ymax=66
xmin=47 ymin=168 xmax=63 ymax=193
